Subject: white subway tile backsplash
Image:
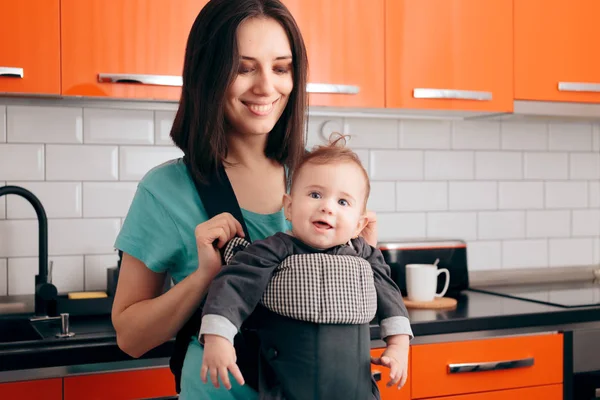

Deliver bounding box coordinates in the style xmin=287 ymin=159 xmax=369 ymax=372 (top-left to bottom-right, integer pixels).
xmin=367 ymin=182 xmax=395 ymax=212
xmin=378 ymin=213 xmax=426 ymax=240
xmin=593 ymin=124 xmax=600 ymax=151
xmin=424 ymin=151 xmax=473 ymax=180
xmin=6 ymin=182 xmax=81 ymax=219
xmin=591 ymin=182 xmax=600 ymax=208
xmin=572 ymin=209 xmax=600 ymax=237
xmin=0 ymin=259 xmax=6 ymax=296
xmin=399 ymin=120 xmax=451 ymax=149
xmin=549 ymin=238 xmax=594 ymax=267
xmin=343 ymin=118 xmax=398 ymax=149
xmin=427 ymin=212 xmax=477 ymax=241
xmin=7 ymin=106 xmax=83 ymax=144
xmin=0 ymin=220 xmax=37 ymax=257
xmin=526 ymin=210 xmax=570 ymax=238
xmin=396 ymin=182 xmax=447 ymax=211
xmin=524 ymin=153 xmax=568 ymax=180
xmin=501 ymin=122 xmax=547 ymax=150
xmin=84 ymin=108 xmax=153 ymax=145
xmin=0 ymin=144 xmax=44 ymax=180
xmin=594 ymin=238 xmax=600 ymax=264
xmin=0 ymin=106 xmax=6 ymax=143
xmin=449 ymin=182 xmax=497 ymax=210
xmin=452 ymin=121 xmax=500 ymax=150
xmin=7 ymin=258 xmax=35 ymax=295
xmin=549 ymin=123 xmax=593 ymax=151
xmin=155 ymin=110 xmax=176 ymax=145
xmin=85 ymin=254 xmax=119 ymax=291
xmin=0 ymin=182 xmax=5 ymax=219
xmin=7 ymin=256 xmax=84 ymax=295
xmin=49 ymin=219 xmax=121 ymax=256
xmin=570 ymin=153 xmax=600 ymax=180
xmin=499 ymin=182 xmax=544 ymax=210
xmin=119 ymin=146 xmax=183 ymax=181
xmin=478 ymin=211 xmax=525 ymax=240
xmin=354 ymin=150 xmax=370 ymax=175
xmin=475 ymin=152 xmax=522 ymax=180
xmin=370 ymin=150 xmax=423 ymax=180
xmin=46 ymin=145 xmax=118 ymax=181
xmin=83 ymin=182 xmax=138 ymax=218
xmin=502 ymin=240 xmax=548 ymax=269
xmin=545 ymin=182 xmax=588 ymax=209
xmin=467 ymin=241 xmax=502 ymax=271
xmin=306 ymin=117 xmax=343 ymax=148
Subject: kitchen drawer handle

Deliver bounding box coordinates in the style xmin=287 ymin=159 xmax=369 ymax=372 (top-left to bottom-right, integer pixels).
xmin=372 ymin=370 xmax=382 ymax=382
xmin=98 ymin=73 xmax=183 ymax=87
xmin=413 ymin=88 xmax=492 ymax=101
xmin=307 ymin=83 xmax=360 ymax=94
xmin=558 ymin=82 xmax=600 ymax=93
xmin=0 ymin=67 xmax=24 ymax=78
xmin=448 ymin=357 xmax=534 ymax=374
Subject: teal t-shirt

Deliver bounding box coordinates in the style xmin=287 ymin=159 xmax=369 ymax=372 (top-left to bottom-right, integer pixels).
xmin=114 ymin=158 xmax=291 ymax=400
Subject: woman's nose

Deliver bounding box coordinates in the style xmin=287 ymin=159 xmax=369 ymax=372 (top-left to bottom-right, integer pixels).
xmin=252 ymin=70 xmax=276 ymax=95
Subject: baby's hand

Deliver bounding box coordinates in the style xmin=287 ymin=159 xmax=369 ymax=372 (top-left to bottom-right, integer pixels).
xmin=371 ymin=342 xmax=409 ymax=389
xmin=200 ymin=335 xmax=245 ymax=389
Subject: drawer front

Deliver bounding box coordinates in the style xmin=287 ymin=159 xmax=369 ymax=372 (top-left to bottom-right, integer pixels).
xmin=421 ymin=383 xmax=563 ymax=400
xmin=412 ymin=333 xmax=563 ymax=398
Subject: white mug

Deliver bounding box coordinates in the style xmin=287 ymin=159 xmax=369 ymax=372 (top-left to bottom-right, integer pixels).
xmin=405 ymin=264 xmax=450 ymax=302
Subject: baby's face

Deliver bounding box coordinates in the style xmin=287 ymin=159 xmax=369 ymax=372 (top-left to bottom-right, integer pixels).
xmin=284 ymin=161 xmax=368 ymax=249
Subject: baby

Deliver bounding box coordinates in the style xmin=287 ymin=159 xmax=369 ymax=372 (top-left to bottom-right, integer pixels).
xmin=199 ymin=136 xmax=413 ymax=399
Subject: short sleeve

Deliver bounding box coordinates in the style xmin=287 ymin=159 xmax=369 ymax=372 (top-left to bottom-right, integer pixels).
xmin=115 ymin=185 xmax=184 ymax=273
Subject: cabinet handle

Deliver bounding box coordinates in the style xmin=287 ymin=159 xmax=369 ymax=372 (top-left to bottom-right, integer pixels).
xmin=307 ymin=83 xmax=360 ymax=94
xmin=372 ymin=370 xmax=382 ymax=382
xmin=0 ymin=67 xmax=24 ymax=78
xmin=98 ymin=73 xmax=183 ymax=87
xmin=448 ymin=357 xmax=534 ymax=374
xmin=413 ymin=88 xmax=492 ymax=101
xmin=558 ymin=82 xmax=600 ymax=93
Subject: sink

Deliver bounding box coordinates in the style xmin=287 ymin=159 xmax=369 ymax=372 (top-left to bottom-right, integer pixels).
xmin=0 ymin=317 xmax=43 ymax=343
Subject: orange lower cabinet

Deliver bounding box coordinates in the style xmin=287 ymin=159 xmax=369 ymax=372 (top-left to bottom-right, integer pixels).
xmin=0 ymin=378 xmax=62 ymax=400
xmin=371 ymin=348 xmax=411 ymax=400
xmin=420 ymin=384 xmax=563 ymax=400
xmin=63 ymin=367 xmax=177 ymax=400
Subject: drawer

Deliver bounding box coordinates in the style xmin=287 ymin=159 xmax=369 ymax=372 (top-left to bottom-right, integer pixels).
xmin=421 ymin=383 xmax=562 ymax=400
xmin=411 ymin=333 xmax=563 ymax=399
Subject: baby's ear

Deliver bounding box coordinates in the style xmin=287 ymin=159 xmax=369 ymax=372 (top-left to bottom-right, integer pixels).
xmin=282 ymin=194 xmax=292 ymax=221
xmin=354 ymin=213 xmax=369 ymax=238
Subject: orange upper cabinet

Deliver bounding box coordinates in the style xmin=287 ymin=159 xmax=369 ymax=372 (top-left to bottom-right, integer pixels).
xmin=0 ymin=0 xmax=60 ymax=95
xmin=514 ymin=0 xmax=600 ymax=103
xmin=385 ymin=0 xmax=513 ymax=112
xmin=282 ymin=0 xmax=385 ymax=108
xmin=61 ymin=0 xmax=206 ymax=101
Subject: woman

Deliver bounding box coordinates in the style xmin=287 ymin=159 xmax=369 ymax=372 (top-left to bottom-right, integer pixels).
xmin=111 ymin=0 xmax=377 ymax=398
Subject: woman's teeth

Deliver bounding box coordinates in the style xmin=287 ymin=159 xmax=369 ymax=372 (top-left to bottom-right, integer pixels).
xmin=246 ymin=102 xmax=275 ymax=115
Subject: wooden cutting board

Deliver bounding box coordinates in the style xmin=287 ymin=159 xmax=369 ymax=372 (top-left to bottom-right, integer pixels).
xmin=403 ymin=297 xmax=457 ymax=310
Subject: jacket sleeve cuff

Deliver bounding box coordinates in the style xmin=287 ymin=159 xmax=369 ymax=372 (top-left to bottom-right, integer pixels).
xmin=380 ymin=316 xmax=414 ymax=340
xmin=198 ymin=314 xmax=238 ymax=345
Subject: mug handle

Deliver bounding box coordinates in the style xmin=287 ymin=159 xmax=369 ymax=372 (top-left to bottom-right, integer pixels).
xmin=435 ymin=268 xmax=450 ymax=298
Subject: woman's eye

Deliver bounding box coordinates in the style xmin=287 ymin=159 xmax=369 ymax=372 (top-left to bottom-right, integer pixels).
xmin=309 ymin=192 xmax=321 ymax=199
xmin=338 ymin=199 xmax=349 ymax=206
xmin=274 ymin=66 xmax=291 ymax=74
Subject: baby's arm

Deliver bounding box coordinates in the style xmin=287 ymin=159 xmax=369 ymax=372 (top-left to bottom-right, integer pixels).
xmin=201 ymin=334 xmax=244 ymax=390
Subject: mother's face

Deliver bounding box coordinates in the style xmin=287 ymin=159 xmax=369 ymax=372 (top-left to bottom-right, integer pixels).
xmin=224 ymin=17 xmax=294 ymax=138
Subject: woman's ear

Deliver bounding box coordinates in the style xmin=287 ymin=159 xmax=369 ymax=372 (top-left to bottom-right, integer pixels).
xmin=282 ymin=194 xmax=292 ymax=221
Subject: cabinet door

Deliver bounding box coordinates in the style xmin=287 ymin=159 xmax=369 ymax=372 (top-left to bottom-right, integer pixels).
xmin=0 ymin=378 xmax=62 ymax=400
xmin=282 ymin=0 xmax=385 ymax=108
xmin=371 ymin=348 xmax=411 ymax=400
xmin=514 ymin=0 xmax=600 ymax=103
xmin=385 ymin=0 xmax=513 ymax=112
xmin=61 ymin=0 xmax=206 ymax=101
xmin=420 ymin=383 xmax=562 ymax=400
xmin=63 ymin=367 xmax=176 ymax=400
xmin=0 ymin=0 xmax=60 ymax=95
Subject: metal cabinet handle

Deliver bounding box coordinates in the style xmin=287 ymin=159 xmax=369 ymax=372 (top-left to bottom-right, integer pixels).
xmin=0 ymin=67 xmax=24 ymax=78
xmin=413 ymin=88 xmax=492 ymax=101
xmin=372 ymin=370 xmax=382 ymax=382
xmin=558 ymin=82 xmax=600 ymax=93
xmin=448 ymin=357 xmax=534 ymax=374
xmin=98 ymin=73 xmax=183 ymax=87
xmin=307 ymin=83 xmax=360 ymax=94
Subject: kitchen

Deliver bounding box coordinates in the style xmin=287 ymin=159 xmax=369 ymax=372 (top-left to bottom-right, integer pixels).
xmin=1 ymin=0 xmax=599 ymax=399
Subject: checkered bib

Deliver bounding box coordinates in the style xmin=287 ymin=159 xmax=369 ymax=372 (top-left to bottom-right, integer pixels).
xmin=223 ymin=237 xmax=378 ymax=325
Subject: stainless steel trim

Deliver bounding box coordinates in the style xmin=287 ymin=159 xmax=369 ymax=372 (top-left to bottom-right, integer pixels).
xmin=98 ymin=73 xmax=183 ymax=87
xmin=558 ymin=82 xmax=600 ymax=93
xmin=378 ymin=240 xmax=466 ymax=251
xmin=448 ymin=357 xmax=534 ymax=374
xmin=413 ymin=88 xmax=492 ymax=101
xmin=0 ymin=67 xmax=24 ymax=78
xmin=307 ymin=83 xmax=359 ymax=94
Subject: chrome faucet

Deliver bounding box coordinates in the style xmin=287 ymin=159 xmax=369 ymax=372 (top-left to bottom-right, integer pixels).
xmin=0 ymin=185 xmax=57 ymax=316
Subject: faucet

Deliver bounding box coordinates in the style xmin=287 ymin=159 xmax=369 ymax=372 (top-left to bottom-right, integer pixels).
xmin=0 ymin=185 xmax=57 ymax=316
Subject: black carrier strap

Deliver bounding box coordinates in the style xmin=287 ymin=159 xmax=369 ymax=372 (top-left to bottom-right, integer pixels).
xmin=169 ymin=159 xmax=259 ymax=393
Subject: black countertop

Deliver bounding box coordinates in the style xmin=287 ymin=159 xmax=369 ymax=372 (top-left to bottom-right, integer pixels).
xmin=2 ymin=289 xmax=600 ymax=383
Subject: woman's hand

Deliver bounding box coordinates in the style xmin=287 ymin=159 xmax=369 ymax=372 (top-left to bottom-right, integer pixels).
xmin=360 ymin=210 xmax=378 ymax=248
xmin=194 ymin=212 xmax=245 ymax=278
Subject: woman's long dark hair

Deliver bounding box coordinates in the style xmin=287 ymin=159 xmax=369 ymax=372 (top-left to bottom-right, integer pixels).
xmin=170 ymin=0 xmax=308 ymax=184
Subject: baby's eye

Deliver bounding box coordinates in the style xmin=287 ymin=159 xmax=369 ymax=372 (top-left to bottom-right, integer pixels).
xmin=309 ymin=192 xmax=321 ymax=199
xmin=338 ymin=199 xmax=349 ymax=206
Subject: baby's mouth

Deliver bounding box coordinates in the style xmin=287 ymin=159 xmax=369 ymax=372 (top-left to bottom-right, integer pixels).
xmin=313 ymin=221 xmax=333 ymax=229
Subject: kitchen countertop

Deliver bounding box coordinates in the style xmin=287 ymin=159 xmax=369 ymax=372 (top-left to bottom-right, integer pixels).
xmin=2 ymin=289 xmax=600 ymax=384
